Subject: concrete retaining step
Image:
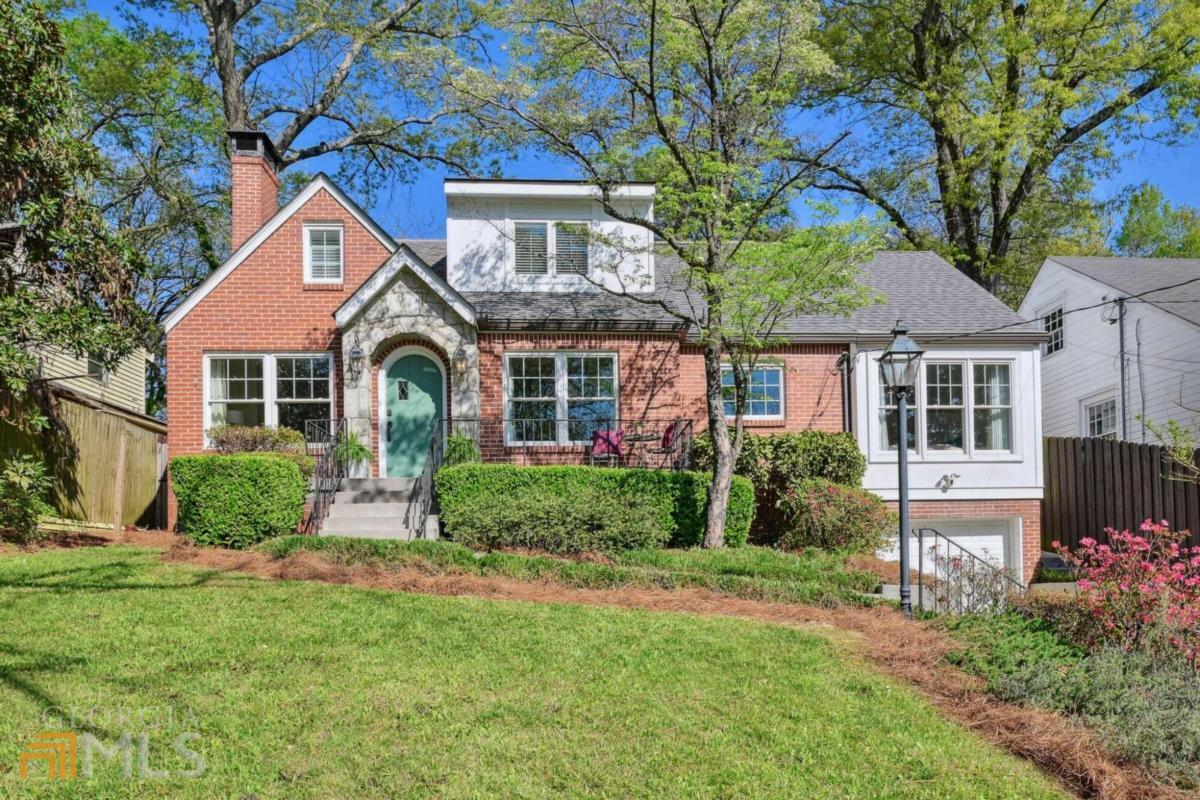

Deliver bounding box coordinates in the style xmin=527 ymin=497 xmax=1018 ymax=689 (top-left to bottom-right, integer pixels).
xmin=319 ymin=515 xmax=439 ymax=540
xmin=325 ymin=501 xmax=416 ymax=519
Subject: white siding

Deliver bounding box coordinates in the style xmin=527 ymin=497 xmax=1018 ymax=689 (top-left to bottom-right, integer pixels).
xmin=853 ymin=344 xmax=1043 ymax=501
xmin=445 ymin=194 xmax=655 ymax=294
xmin=1018 ymin=259 xmax=1200 ymax=442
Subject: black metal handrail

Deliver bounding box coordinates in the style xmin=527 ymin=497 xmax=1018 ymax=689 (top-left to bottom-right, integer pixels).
xmin=303 ymin=418 xmax=347 ymax=536
xmin=915 ymin=527 xmax=1026 ymax=614
xmin=406 ymin=417 xmax=444 ymax=536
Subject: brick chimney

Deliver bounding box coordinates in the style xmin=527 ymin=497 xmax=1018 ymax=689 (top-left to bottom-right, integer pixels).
xmin=228 ymin=130 xmax=280 ymax=249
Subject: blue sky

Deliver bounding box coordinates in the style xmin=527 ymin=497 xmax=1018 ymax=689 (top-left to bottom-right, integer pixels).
xmin=83 ymin=0 xmax=1200 ymax=240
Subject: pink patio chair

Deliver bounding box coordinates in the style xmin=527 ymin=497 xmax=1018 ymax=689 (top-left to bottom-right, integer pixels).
xmin=590 ymin=428 xmax=625 ymax=467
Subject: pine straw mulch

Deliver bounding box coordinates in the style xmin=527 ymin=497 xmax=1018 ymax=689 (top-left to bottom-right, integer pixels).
xmin=0 ymin=527 xmax=181 ymax=552
xmin=158 ymin=540 xmax=1188 ymax=800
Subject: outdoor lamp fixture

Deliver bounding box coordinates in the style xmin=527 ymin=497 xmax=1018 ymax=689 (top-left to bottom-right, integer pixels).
xmin=348 ymin=344 xmax=365 ymax=384
xmin=452 ymin=346 xmax=468 ymax=377
xmin=878 ymin=322 xmax=924 ymax=618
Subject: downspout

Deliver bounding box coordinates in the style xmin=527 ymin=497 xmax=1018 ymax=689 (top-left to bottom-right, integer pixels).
xmin=1117 ymin=297 xmax=1128 ymax=440
xmin=842 ymin=344 xmax=856 ymax=434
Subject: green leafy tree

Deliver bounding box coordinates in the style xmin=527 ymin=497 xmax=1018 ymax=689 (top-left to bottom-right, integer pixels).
xmin=1115 ymin=183 xmax=1200 ymax=258
xmin=62 ymin=12 xmax=225 ymax=415
xmin=454 ymin=0 xmax=879 ymax=546
xmin=805 ymin=0 xmax=1200 ymax=299
xmin=0 ymin=0 xmax=153 ymax=433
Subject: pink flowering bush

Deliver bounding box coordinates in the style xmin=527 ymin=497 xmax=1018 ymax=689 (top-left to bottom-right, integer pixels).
xmin=1054 ymin=520 xmax=1200 ymax=665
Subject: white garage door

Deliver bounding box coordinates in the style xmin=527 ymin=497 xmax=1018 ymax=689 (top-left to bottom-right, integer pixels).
xmin=879 ymin=517 xmax=1020 ymax=579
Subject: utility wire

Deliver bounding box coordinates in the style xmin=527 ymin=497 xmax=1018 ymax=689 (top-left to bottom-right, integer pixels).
xmin=923 ymin=273 xmax=1200 ymax=345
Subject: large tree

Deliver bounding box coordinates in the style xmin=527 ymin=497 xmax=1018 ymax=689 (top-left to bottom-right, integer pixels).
xmin=1 ymin=0 xmax=152 ymax=433
xmin=453 ymin=0 xmax=878 ymax=546
xmin=1115 ymin=183 xmax=1200 ymax=258
xmin=805 ymin=0 xmax=1200 ymax=299
xmin=139 ymin=0 xmax=491 ymax=190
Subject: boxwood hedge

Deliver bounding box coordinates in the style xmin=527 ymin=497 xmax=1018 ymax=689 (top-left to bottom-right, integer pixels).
xmin=436 ymin=464 xmax=754 ymax=550
xmin=170 ymin=454 xmax=307 ymax=548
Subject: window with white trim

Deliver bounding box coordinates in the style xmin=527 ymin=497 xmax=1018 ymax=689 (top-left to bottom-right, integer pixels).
xmin=1084 ymin=397 xmax=1118 ymax=438
xmin=512 ymin=221 xmax=590 ymax=277
xmin=505 ymin=352 xmax=617 ymax=444
xmin=1042 ymin=307 xmax=1064 ymax=356
xmin=878 ymin=366 xmax=917 ymax=452
xmin=872 ymin=358 xmax=1018 ymax=457
xmin=925 ymin=363 xmax=964 ymax=451
xmin=972 ymin=363 xmax=1012 ymax=451
xmin=207 ymin=353 xmax=333 ymax=436
xmin=86 ymin=353 xmax=109 ymax=383
xmin=304 ymin=225 xmax=343 ymax=282
xmin=721 ymin=365 xmax=784 ymax=419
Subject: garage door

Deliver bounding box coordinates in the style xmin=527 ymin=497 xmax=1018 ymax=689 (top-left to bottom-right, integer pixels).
xmin=878 ymin=517 xmax=1019 ymax=578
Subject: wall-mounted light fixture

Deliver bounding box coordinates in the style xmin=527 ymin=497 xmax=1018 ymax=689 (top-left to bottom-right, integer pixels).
xmin=348 ymin=344 xmax=365 ymax=385
xmin=452 ymin=346 xmax=468 ymax=377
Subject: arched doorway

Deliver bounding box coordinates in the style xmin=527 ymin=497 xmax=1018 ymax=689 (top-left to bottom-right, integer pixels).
xmin=378 ymin=347 xmax=445 ymax=478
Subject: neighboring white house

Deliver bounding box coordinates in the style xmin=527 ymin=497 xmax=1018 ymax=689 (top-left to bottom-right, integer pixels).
xmin=1018 ymin=256 xmax=1200 ymax=443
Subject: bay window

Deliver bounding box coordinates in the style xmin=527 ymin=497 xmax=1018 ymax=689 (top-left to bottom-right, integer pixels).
xmin=505 ymin=352 xmax=618 ymax=444
xmin=874 ymin=359 xmax=1017 ymax=457
xmin=206 ymin=353 xmax=333 ymax=437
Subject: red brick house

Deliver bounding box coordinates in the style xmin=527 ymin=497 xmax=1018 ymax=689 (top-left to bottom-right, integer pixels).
xmin=165 ymin=132 xmax=1047 ymax=581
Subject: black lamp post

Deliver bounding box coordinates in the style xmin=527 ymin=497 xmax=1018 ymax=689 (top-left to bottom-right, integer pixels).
xmin=878 ymin=323 xmax=924 ymax=617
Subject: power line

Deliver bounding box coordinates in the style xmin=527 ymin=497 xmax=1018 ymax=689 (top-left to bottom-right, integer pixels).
xmin=923 ymin=273 xmax=1200 ymax=345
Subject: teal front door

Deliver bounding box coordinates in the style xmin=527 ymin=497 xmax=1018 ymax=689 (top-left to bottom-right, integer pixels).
xmin=384 ymin=353 xmax=444 ymax=477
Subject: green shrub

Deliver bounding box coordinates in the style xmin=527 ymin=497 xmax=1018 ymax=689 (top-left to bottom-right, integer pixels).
xmin=444 ymin=487 xmax=668 ymax=553
xmin=436 ymin=464 xmax=754 ymax=549
xmin=0 ymin=455 xmax=54 ymax=543
xmin=206 ymin=423 xmax=316 ymax=479
xmin=443 ymin=433 xmax=482 ymax=466
xmin=171 ymin=454 xmax=307 ymax=548
xmin=775 ymin=478 xmax=893 ymax=553
xmin=993 ymin=648 xmax=1200 ymax=789
xmin=1010 ymin=593 xmax=1102 ymax=651
xmin=691 ymin=430 xmax=866 ymax=539
xmin=939 ymin=612 xmax=1084 ymax=683
xmin=334 ymin=431 xmax=372 ymax=467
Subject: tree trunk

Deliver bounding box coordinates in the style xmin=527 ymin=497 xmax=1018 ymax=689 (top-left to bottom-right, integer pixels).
xmin=702 ymin=337 xmax=733 ymax=548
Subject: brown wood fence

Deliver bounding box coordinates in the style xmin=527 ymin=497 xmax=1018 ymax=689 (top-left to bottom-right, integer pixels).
xmin=1043 ymin=436 xmax=1200 ymax=549
xmin=0 ymin=390 xmax=167 ymax=529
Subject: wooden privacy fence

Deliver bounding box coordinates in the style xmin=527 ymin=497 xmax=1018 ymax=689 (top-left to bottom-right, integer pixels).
xmin=0 ymin=390 xmax=167 ymax=530
xmin=1043 ymin=436 xmax=1200 ymax=550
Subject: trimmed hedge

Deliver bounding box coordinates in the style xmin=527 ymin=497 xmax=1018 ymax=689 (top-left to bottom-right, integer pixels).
xmin=171 ymin=454 xmax=307 ymax=548
xmin=436 ymin=464 xmax=754 ymax=550
xmin=206 ymin=423 xmax=316 ymax=479
xmin=692 ymin=430 xmax=866 ymax=541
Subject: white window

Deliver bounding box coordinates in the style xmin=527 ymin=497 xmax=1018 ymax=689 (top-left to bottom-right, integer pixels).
xmin=555 ymin=223 xmax=589 ymax=275
xmin=1084 ymin=397 xmax=1118 ymax=438
xmin=925 ymin=363 xmax=965 ymax=451
xmin=721 ymin=365 xmax=784 ymax=419
xmin=505 ymin=352 xmax=617 ymax=444
xmin=304 ymin=224 xmax=343 ymax=283
xmin=206 ymin=353 xmax=333 ymax=437
xmin=871 ymin=358 xmax=1018 ymax=458
xmin=973 ymin=363 xmax=1012 ymax=451
xmin=512 ymin=221 xmax=590 ymax=277
xmin=86 ymin=353 xmax=110 ymax=383
xmin=1042 ymin=307 xmax=1063 ymax=356
xmin=514 ymin=222 xmax=549 ymax=275
xmin=878 ymin=366 xmax=917 ymax=452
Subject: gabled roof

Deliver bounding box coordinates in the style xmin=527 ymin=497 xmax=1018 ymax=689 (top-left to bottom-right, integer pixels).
xmin=163 ymin=174 xmax=397 ymax=332
xmin=333 ymin=244 xmax=475 ymax=328
xmin=1046 ymin=256 xmax=1200 ymax=329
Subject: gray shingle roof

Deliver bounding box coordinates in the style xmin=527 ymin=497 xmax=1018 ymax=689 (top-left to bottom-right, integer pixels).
xmin=395 ymin=240 xmax=1037 ymax=340
xmin=1049 ymin=256 xmax=1200 ymax=328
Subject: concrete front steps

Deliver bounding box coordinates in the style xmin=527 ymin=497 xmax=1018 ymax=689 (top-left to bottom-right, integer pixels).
xmin=318 ymin=478 xmax=439 ymax=540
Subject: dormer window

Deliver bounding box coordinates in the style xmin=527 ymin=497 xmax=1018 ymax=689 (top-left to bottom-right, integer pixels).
xmin=304 ymin=224 xmax=343 ymax=283
xmin=512 ymin=221 xmax=590 ymax=277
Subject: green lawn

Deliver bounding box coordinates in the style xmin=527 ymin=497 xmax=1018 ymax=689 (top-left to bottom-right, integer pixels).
xmin=261 ymin=536 xmax=883 ymax=606
xmin=0 ymin=547 xmax=1067 ymax=799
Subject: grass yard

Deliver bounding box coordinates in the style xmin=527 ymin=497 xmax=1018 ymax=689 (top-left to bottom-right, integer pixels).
xmin=0 ymin=547 xmax=1068 ymax=799
xmin=261 ymin=535 xmax=883 ymax=607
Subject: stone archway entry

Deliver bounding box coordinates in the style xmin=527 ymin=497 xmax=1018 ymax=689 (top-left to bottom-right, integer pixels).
xmin=379 ymin=349 xmax=445 ymax=478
